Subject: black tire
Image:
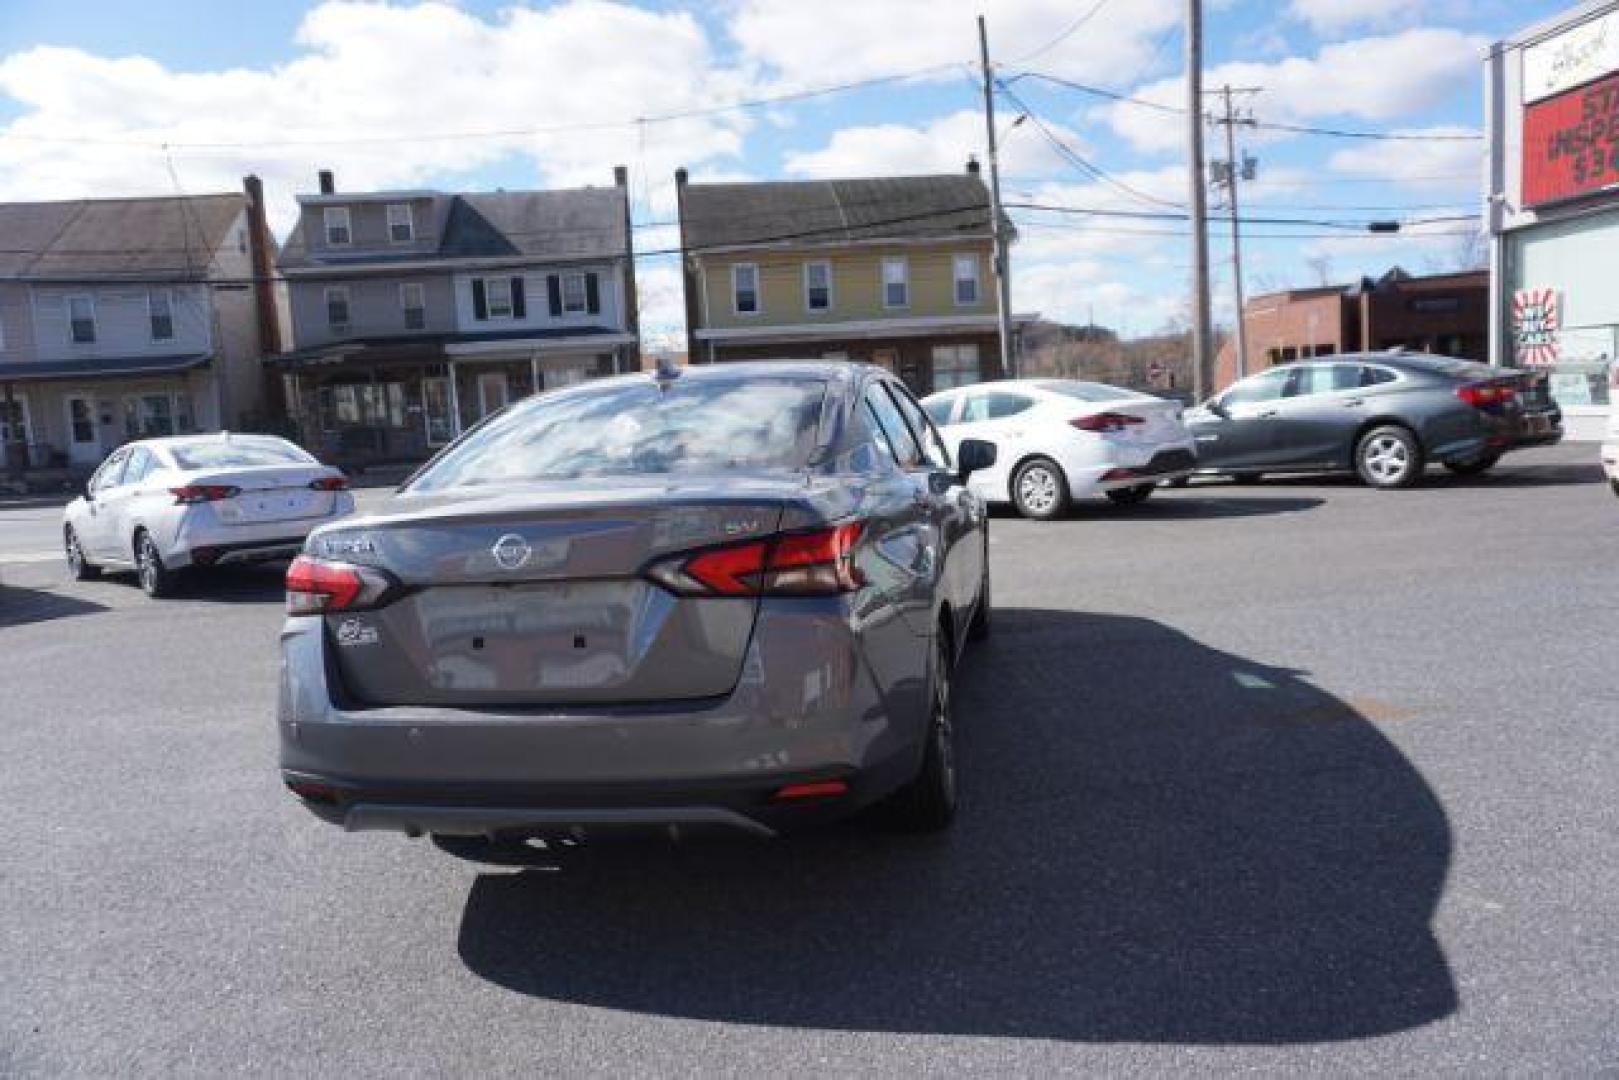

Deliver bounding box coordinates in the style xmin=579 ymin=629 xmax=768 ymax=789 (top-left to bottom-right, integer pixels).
xmin=64 ymin=525 xmax=100 ymax=581
xmin=883 ymin=632 xmax=957 ymax=832
xmin=1445 ymin=454 xmax=1500 ymax=477
xmin=968 ymin=555 xmax=991 ymax=642
xmin=134 ymin=530 xmax=180 ymax=598
xmin=1105 ymin=483 xmax=1156 ymax=506
xmin=1611 ymin=479 xmax=1619 ymax=499
xmin=1230 ymin=472 xmax=1265 ymax=484
xmin=1355 ymin=425 xmax=1424 ymax=489
xmin=1163 ymin=476 xmax=1191 ymax=489
xmin=1010 ymin=457 xmax=1070 ymax=520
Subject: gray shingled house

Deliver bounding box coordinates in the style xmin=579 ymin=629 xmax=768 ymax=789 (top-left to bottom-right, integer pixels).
xmin=675 ymin=161 xmax=1030 ymax=394
xmin=0 ymin=179 xmax=280 ymax=486
xmin=269 ymin=168 xmax=640 ymax=470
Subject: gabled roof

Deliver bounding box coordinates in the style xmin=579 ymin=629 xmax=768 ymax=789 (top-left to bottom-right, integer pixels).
xmin=276 ymin=187 xmax=628 ymax=271
xmin=0 ymin=194 xmax=245 ymax=280
xmin=679 ymin=174 xmax=997 ymax=251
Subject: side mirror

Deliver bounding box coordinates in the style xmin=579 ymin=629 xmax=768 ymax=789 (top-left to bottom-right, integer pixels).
xmin=1205 ymin=398 xmax=1229 ymax=418
xmin=956 ymin=438 xmax=997 ymax=484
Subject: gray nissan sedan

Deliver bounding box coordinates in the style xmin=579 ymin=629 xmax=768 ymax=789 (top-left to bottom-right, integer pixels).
xmin=278 ymin=362 xmax=996 ymax=842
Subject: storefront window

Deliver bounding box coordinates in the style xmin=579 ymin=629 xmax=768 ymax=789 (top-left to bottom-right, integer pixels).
xmin=1508 ymin=209 xmax=1619 ymax=409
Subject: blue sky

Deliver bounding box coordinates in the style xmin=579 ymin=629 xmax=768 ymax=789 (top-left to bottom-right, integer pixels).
xmin=0 ymin=0 xmax=1576 ymax=345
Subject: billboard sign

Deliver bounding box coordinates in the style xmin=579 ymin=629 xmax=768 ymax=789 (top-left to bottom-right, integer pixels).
xmin=1521 ymin=70 xmax=1619 ymax=206
xmin=1524 ymin=8 xmax=1619 ymax=104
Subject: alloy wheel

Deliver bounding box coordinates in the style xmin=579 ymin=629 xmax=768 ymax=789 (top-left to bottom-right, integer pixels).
xmin=1362 ymin=435 xmax=1411 ymax=484
xmin=65 ymin=530 xmax=83 ymax=574
xmin=138 ymin=537 xmax=160 ymax=594
xmin=932 ymin=639 xmax=956 ymax=808
xmin=1017 ymin=466 xmax=1060 ymax=515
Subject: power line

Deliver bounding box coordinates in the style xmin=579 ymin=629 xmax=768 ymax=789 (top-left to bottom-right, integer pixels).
xmin=996 ymin=81 xmax=1184 ymax=210
xmin=1016 ymin=71 xmax=1484 ymax=141
xmin=1011 ymin=0 xmax=1116 ymax=64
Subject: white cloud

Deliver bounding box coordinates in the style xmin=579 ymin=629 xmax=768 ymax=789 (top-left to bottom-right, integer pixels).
xmin=727 ymin=0 xmax=1180 ymax=89
xmin=1102 ymin=28 xmax=1489 ymax=155
xmin=1287 ymin=0 xmax=1407 ymax=34
xmin=0 ymin=1 xmax=753 ymax=236
xmin=783 ymin=109 xmax=1086 ymax=179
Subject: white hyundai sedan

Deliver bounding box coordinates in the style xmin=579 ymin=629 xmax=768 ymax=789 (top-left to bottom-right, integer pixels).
xmin=922 ymin=379 xmax=1197 ymax=518
xmin=63 ymin=433 xmax=355 ymax=597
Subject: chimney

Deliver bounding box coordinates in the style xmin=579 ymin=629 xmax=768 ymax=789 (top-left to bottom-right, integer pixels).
xmin=614 ymin=165 xmax=628 ymax=188
xmin=317 ymin=169 xmax=334 ymax=194
xmin=966 ymin=156 xmax=981 ymax=177
xmin=675 ymin=167 xmax=689 ymax=186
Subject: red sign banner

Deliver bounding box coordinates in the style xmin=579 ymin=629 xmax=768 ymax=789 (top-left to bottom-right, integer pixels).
xmin=1523 ymin=71 xmax=1619 ymax=206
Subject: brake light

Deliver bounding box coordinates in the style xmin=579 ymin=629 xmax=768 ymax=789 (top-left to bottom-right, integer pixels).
xmin=1456 ymin=381 xmax=1518 ymax=408
xmin=170 ymin=484 xmax=239 ymax=504
xmin=1071 ymin=411 xmax=1146 ymax=433
xmin=647 ymin=522 xmax=866 ymax=597
xmin=285 ymin=555 xmax=395 ymax=615
xmin=309 ymin=475 xmax=350 ymax=491
xmin=773 ymin=779 xmax=849 ymax=800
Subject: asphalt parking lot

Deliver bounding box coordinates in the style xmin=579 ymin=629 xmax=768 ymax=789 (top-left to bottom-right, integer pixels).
xmin=2 ymin=444 xmax=1615 ymax=1075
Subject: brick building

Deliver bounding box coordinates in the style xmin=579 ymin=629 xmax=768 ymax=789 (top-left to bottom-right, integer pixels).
xmin=1215 ymin=268 xmax=1488 ymax=390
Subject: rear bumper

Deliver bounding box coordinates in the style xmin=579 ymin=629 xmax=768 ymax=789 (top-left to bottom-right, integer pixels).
xmin=166 ymin=494 xmax=354 ymax=568
xmin=277 ymin=604 xmax=929 ymax=836
xmin=190 ymin=537 xmax=307 ymax=566
xmin=1063 ymin=439 xmax=1198 ymax=496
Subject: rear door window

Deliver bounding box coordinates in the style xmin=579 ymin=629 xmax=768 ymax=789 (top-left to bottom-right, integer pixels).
xmin=962 ymin=391 xmax=1034 ymax=423
xmin=884 ymin=382 xmax=952 ymax=470
xmin=1287 ymin=364 xmax=1362 ymax=397
xmin=863 ymin=383 xmax=923 ymax=468
xmin=1360 ymin=366 xmax=1398 ymax=387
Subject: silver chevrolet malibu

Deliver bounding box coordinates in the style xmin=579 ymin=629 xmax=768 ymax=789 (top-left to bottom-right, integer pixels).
xmin=278 ymin=362 xmax=996 ymax=843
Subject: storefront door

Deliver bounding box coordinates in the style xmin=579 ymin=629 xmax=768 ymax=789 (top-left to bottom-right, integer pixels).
xmin=64 ymin=395 xmax=102 ymax=464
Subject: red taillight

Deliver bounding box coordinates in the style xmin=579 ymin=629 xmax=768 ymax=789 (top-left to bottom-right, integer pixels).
xmin=1071 ymin=411 xmax=1146 ymax=433
xmin=648 ymin=522 xmax=866 ymax=597
xmin=1456 ymin=381 xmax=1518 ymax=408
xmin=309 ymin=475 xmax=349 ymax=491
xmin=773 ymin=779 xmax=849 ymax=801
xmin=285 ymin=555 xmax=393 ymax=615
xmin=170 ymin=484 xmax=239 ymax=504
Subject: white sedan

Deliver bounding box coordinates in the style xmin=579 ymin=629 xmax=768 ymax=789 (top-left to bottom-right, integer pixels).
xmin=922 ymin=379 xmax=1197 ymax=519
xmin=63 ymin=433 xmax=355 ymax=597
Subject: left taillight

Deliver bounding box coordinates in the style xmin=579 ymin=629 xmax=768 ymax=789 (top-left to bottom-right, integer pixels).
xmin=285 ymin=555 xmax=396 ymax=615
xmin=645 ymin=522 xmax=866 ymax=597
xmin=309 ymin=475 xmax=349 ymax=491
xmin=170 ymin=484 xmax=239 ymax=505
xmin=1071 ymin=411 xmax=1146 ymax=433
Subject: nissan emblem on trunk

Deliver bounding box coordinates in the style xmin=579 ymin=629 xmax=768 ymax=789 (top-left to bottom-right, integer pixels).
xmin=491 ymin=533 xmax=532 ymax=570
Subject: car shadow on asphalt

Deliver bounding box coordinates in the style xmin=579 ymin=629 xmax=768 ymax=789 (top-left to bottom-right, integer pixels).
xmin=453 ymin=608 xmax=1457 ymax=1045
xmin=988 ymin=495 xmax=1326 ymax=521
xmin=0 ymin=584 xmax=107 ymax=627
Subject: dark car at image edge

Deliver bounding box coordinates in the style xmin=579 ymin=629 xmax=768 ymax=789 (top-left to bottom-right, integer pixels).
xmin=1183 ymin=350 xmax=1563 ymax=488
xmin=276 ymin=362 xmax=997 ymax=847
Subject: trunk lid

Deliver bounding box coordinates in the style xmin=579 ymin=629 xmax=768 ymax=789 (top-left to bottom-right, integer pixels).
xmin=314 ymin=475 xmax=818 ymax=707
xmin=1078 ymin=397 xmax=1187 ymax=444
xmin=194 ymin=465 xmax=342 ymax=525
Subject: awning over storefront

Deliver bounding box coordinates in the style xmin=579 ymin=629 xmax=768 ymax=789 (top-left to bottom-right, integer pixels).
xmin=266 ymin=327 xmax=633 ymax=369
xmin=0 ymin=353 xmax=211 ymax=382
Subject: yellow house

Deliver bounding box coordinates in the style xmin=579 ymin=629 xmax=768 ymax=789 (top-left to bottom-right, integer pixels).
xmin=676 ymin=163 xmax=1031 ymax=394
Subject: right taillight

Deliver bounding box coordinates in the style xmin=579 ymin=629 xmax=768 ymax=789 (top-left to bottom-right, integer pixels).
xmin=1071 ymin=412 xmax=1146 ymax=433
xmin=1456 ymin=381 xmax=1518 ymax=408
xmin=285 ymin=555 xmax=397 ymax=615
xmin=646 ymin=522 xmax=866 ymax=597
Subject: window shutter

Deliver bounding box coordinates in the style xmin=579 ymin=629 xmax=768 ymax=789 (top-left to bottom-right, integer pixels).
xmin=585 ymin=273 xmax=601 ymax=315
xmin=547 ymin=275 xmax=563 ymax=317
xmin=472 ymin=278 xmax=488 ymax=320
xmin=511 ymin=276 xmax=527 ymax=319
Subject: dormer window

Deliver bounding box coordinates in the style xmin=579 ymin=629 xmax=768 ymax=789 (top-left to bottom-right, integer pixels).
xmin=324 ymin=207 xmax=351 ymax=246
xmin=387 ymin=203 xmax=414 ymax=244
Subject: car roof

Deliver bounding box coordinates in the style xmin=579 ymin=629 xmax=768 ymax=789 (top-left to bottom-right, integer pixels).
xmin=1266 ymin=351 xmax=1491 ymax=378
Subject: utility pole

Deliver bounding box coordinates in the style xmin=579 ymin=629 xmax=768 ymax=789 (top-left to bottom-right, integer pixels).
xmin=1184 ymin=0 xmax=1213 ymax=402
xmin=1210 ymin=85 xmax=1260 ymax=381
xmin=978 ymin=14 xmax=1017 ymax=380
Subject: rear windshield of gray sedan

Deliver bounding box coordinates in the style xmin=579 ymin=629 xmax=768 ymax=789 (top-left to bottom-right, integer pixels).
xmin=409 ymin=377 xmax=827 ymax=490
